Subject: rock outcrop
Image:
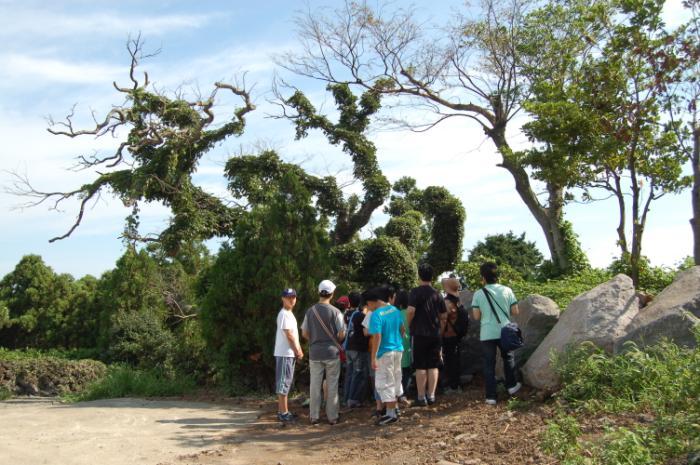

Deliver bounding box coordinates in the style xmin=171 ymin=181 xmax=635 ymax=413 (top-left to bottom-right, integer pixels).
xmin=522 ymin=274 xmax=639 ymax=390
xmin=615 ymin=266 xmax=700 ymax=353
xmin=512 ymin=295 xmax=560 ymax=366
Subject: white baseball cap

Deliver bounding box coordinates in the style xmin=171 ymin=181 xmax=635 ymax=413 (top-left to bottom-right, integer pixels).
xmin=318 ymin=279 xmax=336 ymax=295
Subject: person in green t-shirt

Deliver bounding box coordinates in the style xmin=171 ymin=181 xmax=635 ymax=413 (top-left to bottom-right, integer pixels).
xmin=471 ymin=262 xmax=521 ymax=405
xmin=396 ymin=289 xmax=412 ymax=403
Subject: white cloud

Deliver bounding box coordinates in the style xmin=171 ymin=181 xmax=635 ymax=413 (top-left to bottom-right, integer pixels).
xmin=1 ymin=53 xmax=123 ymax=85
xmin=1 ymin=9 xmax=218 ymax=39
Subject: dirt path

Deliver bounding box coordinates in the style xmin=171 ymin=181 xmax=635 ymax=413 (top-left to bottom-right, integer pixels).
xmin=181 ymin=386 xmax=556 ymax=465
xmin=0 ymin=386 xmax=556 ymax=465
xmin=0 ymin=397 xmax=260 ymax=465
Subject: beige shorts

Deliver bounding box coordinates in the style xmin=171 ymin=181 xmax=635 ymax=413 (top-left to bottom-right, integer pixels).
xmin=375 ymin=351 xmax=404 ymax=403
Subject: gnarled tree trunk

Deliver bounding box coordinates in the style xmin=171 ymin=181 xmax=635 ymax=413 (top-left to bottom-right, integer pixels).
xmin=491 ymin=130 xmax=571 ymax=273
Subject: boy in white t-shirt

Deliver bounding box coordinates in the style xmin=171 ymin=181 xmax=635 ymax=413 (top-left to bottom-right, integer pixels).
xmin=274 ymin=288 xmax=304 ymax=422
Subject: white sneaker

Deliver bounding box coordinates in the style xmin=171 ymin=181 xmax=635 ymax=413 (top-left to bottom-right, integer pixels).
xmin=485 ymin=399 xmax=497 ymax=406
xmin=508 ymin=382 xmax=522 ymax=395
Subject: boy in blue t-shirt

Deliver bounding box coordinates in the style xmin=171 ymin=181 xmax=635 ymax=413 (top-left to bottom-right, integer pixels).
xmin=367 ymin=286 xmax=404 ymax=425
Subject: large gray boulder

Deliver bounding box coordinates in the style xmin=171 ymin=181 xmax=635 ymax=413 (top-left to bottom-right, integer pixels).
xmin=615 ymin=266 xmax=700 ymax=353
xmin=513 ymin=295 xmax=560 ymax=366
xmin=522 ymin=274 xmax=640 ymax=390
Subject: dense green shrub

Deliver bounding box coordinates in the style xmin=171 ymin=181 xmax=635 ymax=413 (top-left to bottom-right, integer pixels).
xmin=199 ymin=172 xmax=330 ymax=392
xmin=96 ymin=249 xmax=172 ymax=368
xmin=0 ymin=255 xmax=97 ymax=349
xmin=0 ymin=353 xmax=107 ymax=396
xmin=468 ymin=231 xmax=544 ymax=279
xmin=541 ymin=333 xmax=700 ymax=464
xmin=334 ymin=236 xmax=417 ymax=289
xmin=455 ymin=261 xmax=610 ymax=309
xmin=511 ymin=269 xmax=612 ymax=309
xmin=454 ymin=260 xmax=525 ymax=291
xmin=385 ymin=177 xmax=466 ymax=274
xmin=383 ymin=212 xmax=423 ymax=253
xmin=608 ymin=254 xmax=676 ymax=294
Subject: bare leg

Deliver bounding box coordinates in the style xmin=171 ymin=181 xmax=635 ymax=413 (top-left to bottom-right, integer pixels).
xmin=427 ymin=368 xmax=439 ymax=398
xmin=277 ymin=394 xmax=288 ymax=413
xmin=415 ymin=369 xmax=427 ymax=398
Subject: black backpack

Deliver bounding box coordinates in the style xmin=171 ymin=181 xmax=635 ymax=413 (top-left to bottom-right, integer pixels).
xmin=452 ymin=303 xmax=470 ymax=339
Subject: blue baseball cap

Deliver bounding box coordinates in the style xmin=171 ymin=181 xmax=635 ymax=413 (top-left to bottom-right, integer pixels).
xmin=281 ymin=288 xmax=297 ymax=297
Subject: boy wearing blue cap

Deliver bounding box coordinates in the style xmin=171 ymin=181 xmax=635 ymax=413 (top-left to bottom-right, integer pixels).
xmin=275 ymin=288 xmax=304 ymax=422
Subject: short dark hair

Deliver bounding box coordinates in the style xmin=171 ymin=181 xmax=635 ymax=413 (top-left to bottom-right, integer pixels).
xmin=480 ymin=262 xmax=499 ymax=284
xmin=418 ymin=263 xmax=434 ymax=282
xmin=348 ymin=291 xmax=361 ymax=308
xmin=395 ymin=289 xmax=409 ymax=309
xmin=364 ymin=285 xmax=395 ymax=303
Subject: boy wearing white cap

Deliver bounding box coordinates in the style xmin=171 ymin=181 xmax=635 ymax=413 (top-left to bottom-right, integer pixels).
xmin=301 ymin=279 xmax=346 ymax=425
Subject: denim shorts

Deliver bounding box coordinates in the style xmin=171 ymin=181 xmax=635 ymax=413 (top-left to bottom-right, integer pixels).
xmin=275 ymin=356 xmax=296 ymax=395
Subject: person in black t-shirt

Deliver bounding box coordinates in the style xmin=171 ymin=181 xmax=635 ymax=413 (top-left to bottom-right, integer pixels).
xmin=407 ymin=263 xmax=447 ymax=406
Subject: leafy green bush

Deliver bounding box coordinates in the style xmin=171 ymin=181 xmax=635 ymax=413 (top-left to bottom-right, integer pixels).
xmin=382 ymin=212 xmax=423 ymax=253
xmin=71 ymin=365 xmax=196 ymax=401
xmin=608 ymin=254 xmax=675 ymax=294
xmin=0 ymin=255 xmax=99 ymax=349
xmin=511 ymin=269 xmax=612 ymax=309
xmin=199 ymin=172 xmax=331 ymax=392
xmin=106 ymin=310 xmax=176 ymax=370
xmin=468 ymin=231 xmax=544 ymax=279
xmin=454 ymin=260 xmax=525 ymax=291
xmin=0 ymin=386 xmax=11 ymax=400
xmin=541 ymin=333 xmax=700 ymax=464
xmin=334 ymin=236 xmax=417 ymax=289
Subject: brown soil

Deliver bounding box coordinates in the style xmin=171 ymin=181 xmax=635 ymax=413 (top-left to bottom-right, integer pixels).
xmin=171 ymin=384 xmax=557 ymax=465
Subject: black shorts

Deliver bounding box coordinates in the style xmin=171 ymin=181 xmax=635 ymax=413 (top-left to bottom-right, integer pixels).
xmin=412 ymin=335 xmax=442 ymax=370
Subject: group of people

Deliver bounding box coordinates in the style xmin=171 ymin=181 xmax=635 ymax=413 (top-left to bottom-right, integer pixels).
xmin=272 ymin=262 xmax=522 ymax=426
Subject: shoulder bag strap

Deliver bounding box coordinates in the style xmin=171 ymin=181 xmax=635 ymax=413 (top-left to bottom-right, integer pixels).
xmin=313 ymin=306 xmax=343 ymax=351
xmin=481 ymin=287 xmax=511 ymax=323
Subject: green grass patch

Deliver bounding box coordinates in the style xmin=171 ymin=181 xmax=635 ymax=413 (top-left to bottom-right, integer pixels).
xmin=541 ymin=333 xmax=700 ymax=464
xmin=506 ymin=397 xmax=533 ymax=411
xmin=0 ymin=386 xmax=11 ymax=400
xmin=68 ymin=365 xmax=196 ymax=401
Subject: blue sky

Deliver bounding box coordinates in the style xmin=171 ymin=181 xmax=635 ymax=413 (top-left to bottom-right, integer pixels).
xmin=0 ymin=0 xmax=693 ymax=279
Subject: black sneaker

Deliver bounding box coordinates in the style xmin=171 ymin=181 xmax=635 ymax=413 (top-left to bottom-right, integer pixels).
xmin=427 ymin=397 xmax=436 ymax=405
xmin=377 ymin=414 xmax=398 ymax=426
xmin=277 ymin=412 xmax=296 ymax=423
xmin=371 ymin=409 xmax=383 ymax=418
xmin=414 ymin=398 xmax=428 ymax=407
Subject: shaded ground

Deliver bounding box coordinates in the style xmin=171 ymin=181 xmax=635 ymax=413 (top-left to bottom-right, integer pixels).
xmin=177 ymin=384 xmax=556 ymax=465
xmin=0 ymin=385 xmax=556 ymax=465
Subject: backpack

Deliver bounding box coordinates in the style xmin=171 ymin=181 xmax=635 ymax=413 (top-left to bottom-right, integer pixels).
xmin=453 ymin=303 xmax=470 ymax=339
